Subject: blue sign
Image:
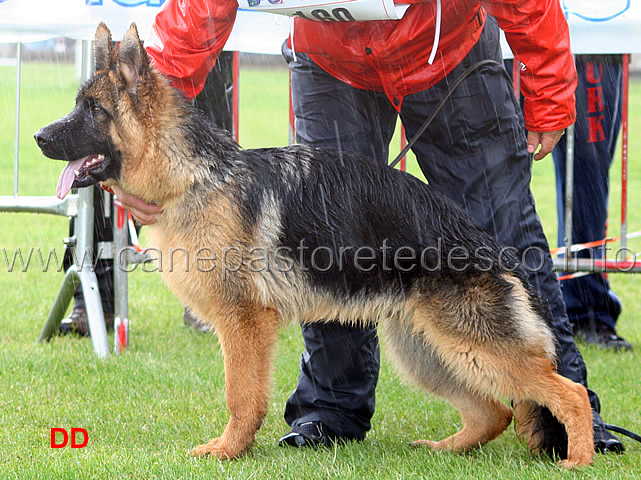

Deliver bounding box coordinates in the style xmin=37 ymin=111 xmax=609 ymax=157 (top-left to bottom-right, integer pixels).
xmin=562 ymin=0 xmax=629 ymax=22
xmin=86 ymin=0 xmax=166 ymax=7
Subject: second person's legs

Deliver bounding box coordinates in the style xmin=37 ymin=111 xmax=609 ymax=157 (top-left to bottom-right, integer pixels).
xmin=282 ymin=47 xmax=397 ymax=444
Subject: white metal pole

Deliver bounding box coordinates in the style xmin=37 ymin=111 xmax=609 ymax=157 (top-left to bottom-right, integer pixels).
xmin=13 ymin=43 xmax=21 ymax=198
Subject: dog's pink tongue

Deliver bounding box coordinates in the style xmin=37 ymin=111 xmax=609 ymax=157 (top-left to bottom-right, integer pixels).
xmin=56 ymin=158 xmax=86 ymax=199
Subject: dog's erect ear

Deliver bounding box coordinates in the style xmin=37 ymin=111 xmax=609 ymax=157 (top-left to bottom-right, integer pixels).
xmin=94 ymin=22 xmax=114 ymax=72
xmin=118 ymin=23 xmax=149 ymax=93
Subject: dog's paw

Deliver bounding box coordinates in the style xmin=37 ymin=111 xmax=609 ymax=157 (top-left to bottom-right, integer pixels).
xmin=409 ymin=439 xmax=442 ymax=450
xmin=557 ymin=456 xmax=592 ymax=469
xmin=557 ymin=459 xmax=580 ymax=469
xmin=188 ymin=437 xmax=242 ymax=460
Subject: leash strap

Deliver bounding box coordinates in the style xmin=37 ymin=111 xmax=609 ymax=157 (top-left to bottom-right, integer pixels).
xmin=389 ymin=58 xmax=509 ymax=169
xmin=605 ymin=423 xmax=641 ymax=444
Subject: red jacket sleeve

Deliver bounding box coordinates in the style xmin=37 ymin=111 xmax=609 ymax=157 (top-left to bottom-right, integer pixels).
xmin=485 ymin=0 xmax=577 ymax=132
xmin=146 ymin=0 xmax=237 ymax=98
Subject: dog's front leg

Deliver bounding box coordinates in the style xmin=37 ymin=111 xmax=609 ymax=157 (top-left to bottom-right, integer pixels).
xmin=190 ymin=305 xmax=280 ymax=460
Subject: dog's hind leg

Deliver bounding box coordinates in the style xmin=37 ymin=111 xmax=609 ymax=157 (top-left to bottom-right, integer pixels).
xmin=189 ymin=304 xmax=280 ymax=460
xmin=511 ymin=359 xmax=593 ymax=469
xmin=410 ymin=391 xmax=513 ymax=452
xmin=382 ymin=319 xmax=513 ymax=452
xmin=512 ymin=399 xmax=567 ymax=459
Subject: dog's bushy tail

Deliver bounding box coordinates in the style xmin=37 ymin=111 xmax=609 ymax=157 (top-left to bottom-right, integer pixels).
xmin=513 ymin=400 xmax=568 ymax=460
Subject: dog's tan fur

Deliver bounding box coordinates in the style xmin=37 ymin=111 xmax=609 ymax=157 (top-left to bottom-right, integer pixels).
xmin=40 ymin=23 xmax=595 ymax=468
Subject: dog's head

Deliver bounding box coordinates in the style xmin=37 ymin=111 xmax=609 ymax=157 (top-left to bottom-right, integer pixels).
xmin=34 ymin=22 xmax=158 ymax=200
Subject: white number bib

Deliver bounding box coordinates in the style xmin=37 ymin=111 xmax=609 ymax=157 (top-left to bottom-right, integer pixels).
xmin=238 ymin=0 xmax=410 ymax=21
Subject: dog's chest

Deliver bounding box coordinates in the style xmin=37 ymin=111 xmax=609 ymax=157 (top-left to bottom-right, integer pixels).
xmin=143 ymin=223 xmax=229 ymax=305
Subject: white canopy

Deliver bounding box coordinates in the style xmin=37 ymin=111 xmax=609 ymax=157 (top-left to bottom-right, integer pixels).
xmin=0 ymin=0 xmax=640 ymax=54
xmin=503 ymin=1 xmax=641 ymax=56
xmin=0 ymin=0 xmax=289 ymax=54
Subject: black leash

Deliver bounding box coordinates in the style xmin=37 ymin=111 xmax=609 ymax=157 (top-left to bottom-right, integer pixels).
xmin=389 ymin=58 xmax=509 ymax=169
xmin=390 ymin=59 xmax=641 ymax=447
xmin=605 ymin=423 xmax=641 ymax=444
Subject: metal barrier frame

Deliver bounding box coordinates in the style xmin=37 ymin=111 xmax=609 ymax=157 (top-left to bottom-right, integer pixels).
xmin=553 ymin=54 xmax=641 ymax=275
xmin=0 ymin=40 xmax=130 ymax=357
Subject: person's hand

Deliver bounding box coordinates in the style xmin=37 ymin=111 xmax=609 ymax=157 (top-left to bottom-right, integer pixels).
xmin=527 ymin=129 xmax=565 ymax=161
xmin=101 ymin=184 xmax=163 ymax=225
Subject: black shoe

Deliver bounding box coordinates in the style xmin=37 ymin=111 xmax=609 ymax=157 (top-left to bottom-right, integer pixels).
xmin=60 ymin=303 xmax=87 ymax=336
xmin=278 ymin=421 xmax=339 ymax=448
xmin=575 ymin=323 xmax=632 ymax=352
xmin=183 ymin=307 xmax=214 ymax=333
xmin=593 ymin=410 xmax=625 ymax=454
xmin=60 ymin=302 xmax=114 ymax=337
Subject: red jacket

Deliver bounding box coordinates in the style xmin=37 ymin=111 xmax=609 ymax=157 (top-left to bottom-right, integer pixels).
xmin=147 ymin=0 xmax=576 ymax=132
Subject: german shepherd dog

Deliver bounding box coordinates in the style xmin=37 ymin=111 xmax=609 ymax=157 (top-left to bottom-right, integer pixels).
xmin=35 ymin=23 xmax=593 ymax=468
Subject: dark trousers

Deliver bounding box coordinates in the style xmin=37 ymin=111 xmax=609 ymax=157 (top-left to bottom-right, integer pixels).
xmin=284 ymin=17 xmax=591 ymax=439
xmin=553 ymin=56 xmax=623 ymax=332
xmin=63 ymin=186 xmax=115 ymax=314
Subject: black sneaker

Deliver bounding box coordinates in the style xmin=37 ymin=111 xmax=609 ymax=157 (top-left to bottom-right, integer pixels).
xmin=575 ymin=323 xmax=632 ymax=352
xmin=278 ymin=421 xmax=339 ymax=448
xmin=183 ymin=307 xmax=214 ymax=333
xmin=60 ymin=302 xmax=114 ymax=337
xmin=593 ymin=410 xmax=625 ymax=454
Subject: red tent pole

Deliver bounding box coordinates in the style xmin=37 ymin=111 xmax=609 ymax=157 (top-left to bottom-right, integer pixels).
xmin=399 ymin=125 xmax=407 ymax=171
xmin=233 ymin=51 xmax=240 ymax=143
xmin=511 ymin=57 xmax=520 ymax=100
xmin=289 ymin=69 xmax=296 ymax=145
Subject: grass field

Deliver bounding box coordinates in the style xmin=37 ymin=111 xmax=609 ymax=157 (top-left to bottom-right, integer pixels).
xmin=1 ymin=61 xmax=640 ymax=479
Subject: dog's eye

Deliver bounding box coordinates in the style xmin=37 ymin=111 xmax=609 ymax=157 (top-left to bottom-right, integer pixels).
xmin=92 ymin=105 xmax=102 ymax=114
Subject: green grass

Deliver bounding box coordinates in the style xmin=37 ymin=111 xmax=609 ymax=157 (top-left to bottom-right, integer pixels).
xmin=1 ymin=61 xmax=640 ymax=479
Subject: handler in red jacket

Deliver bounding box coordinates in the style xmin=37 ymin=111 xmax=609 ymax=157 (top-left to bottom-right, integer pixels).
xmin=118 ymin=0 xmax=623 ymax=455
